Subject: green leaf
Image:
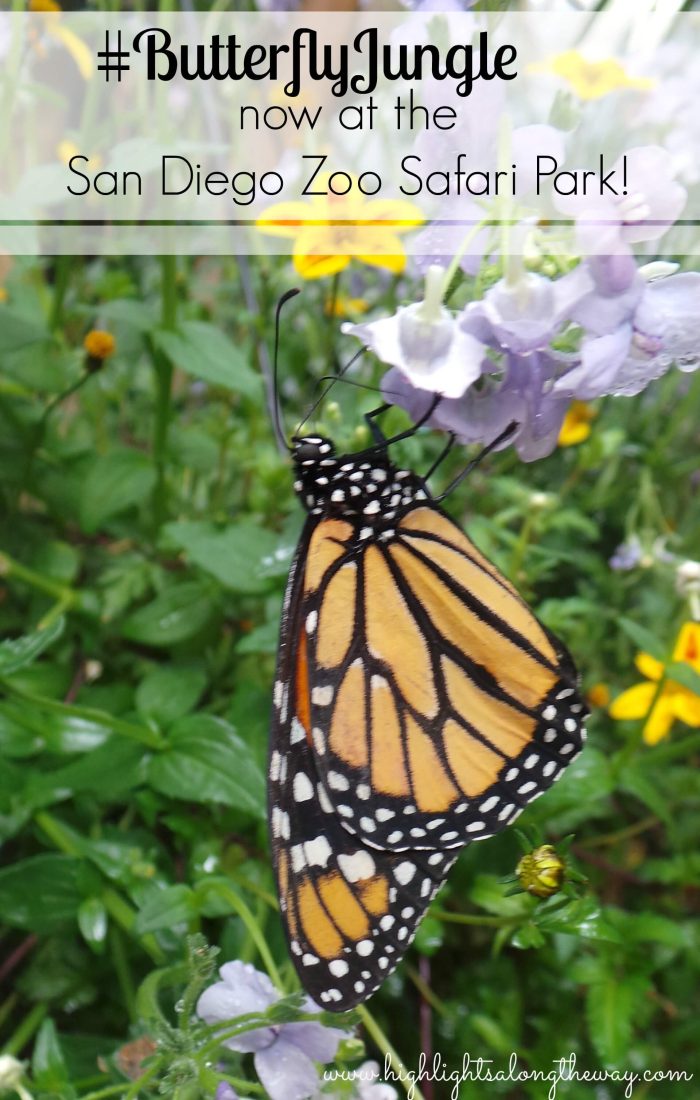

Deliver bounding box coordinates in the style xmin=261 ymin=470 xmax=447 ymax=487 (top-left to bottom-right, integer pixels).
xmin=666 ymin=661 xmax=700 ymax=695
xmin=26 ymin=736 xmax=147 ymax=805
xmin=154 ymin=321 xmax=260 ymax=398
xmin=78 ymin=897 xmax=108 ymax=953
xmin=617 ymin=617 xmax=666 ymax=661
xmin=536 ymin=897 xmax=623 ymax=943
xmin=586 ymin=972 xmax=650 ymax=1065
xmin=468 ymin=874 xmax=534 ymax=918
xmin=121 ymin=581 xmax=217 ymax=646
xmin=135 ymin=884 xmax=196 ymax=934
xmin=32 ymin=1017 xmax=73 ymax=1095
xmin=413 ymin=914 xmax=445 ymax=956
xmin=97 ymin=298 xmax=156 ymax=332
xmin=0 ymin=616 xmax=65 ymax=676
xmin=163 ymin=520 xmax=279 ymax=595
xmin=135 ymin=665 xmax=207 ymax=725
xmin=602 ymin=908 xmax=689 ymax=948
xmin=80 ymin=448 xmax=157 ymax=533
xmin=618 ymin=764 xmax=672 ymax=826
xmin=510 ymin=921 xmax=546 ymax=949
xmin=0 ymin=308 xmax=50 ymax=353
xmin=0 ymin=854 xmax=84 ymax=932
xmin=235 ymin=616 xmax=280 ymax=656
xmin=147 ymin=715 xmax=265 ymax=818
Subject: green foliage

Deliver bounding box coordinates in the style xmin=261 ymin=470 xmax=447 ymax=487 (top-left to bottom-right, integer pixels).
xmin=0 ymin=252 xmax=698 ymax=1100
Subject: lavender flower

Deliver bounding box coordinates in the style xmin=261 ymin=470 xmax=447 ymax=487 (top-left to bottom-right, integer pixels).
xmin=342 ymin=266 xmax=484 ymax=399
xmin=197 ymin=962 xmax=347 ymax=1100
xmin=215 ymin=1084 xmax=239 ymax=1100
xmin=609 ymin=536 xmax=644 ymax=571
xmin=556 ymin=146 xmax=686 ymax=253
xmin=351 ymin=253 xmax=700 ymax=462
xmin=318 ymin=1060 xmax=398 ymax=1100
xmin=554 ymin=261 xmax=700 ymax=400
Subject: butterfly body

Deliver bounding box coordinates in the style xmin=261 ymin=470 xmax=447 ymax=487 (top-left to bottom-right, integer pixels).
xmin=269 ymin=432 xmax=587 ymax=1010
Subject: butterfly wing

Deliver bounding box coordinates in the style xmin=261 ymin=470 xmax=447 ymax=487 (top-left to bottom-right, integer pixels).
xmin=269 ymin=517 xmax=457 ymax=1009
xmin=299 ymin=506 xmax=587 ymax=851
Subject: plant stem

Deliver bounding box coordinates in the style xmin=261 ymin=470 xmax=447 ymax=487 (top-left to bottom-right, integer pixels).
xmin=80 ymin=1084 xmax=137 ymax=1100
xmin=111 ymin=926 xmax=137 ymax=1023
xmin=204 ymin=884 xmax=282 ymax=988
xmin=357 ymin=1004 xmax=424 ymax=1100
xmin=0 ymin=550 xmax=77 ymax=606
xmin=431 ymin=908 xmax=521 ymax=928
xmin=48 ymin=256 xmax=73 ymax=331
xmin=2 ymin=682 xmax=166 ymax=749
xmin=152 ymin=255 xmax=178 ymax=528
xmin=2 ymin=1001 xmax=48 ymax=1056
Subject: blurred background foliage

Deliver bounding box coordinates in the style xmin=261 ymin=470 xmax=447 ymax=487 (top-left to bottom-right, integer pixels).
xmin=0 ymin=253 xmax=699 ymax=1098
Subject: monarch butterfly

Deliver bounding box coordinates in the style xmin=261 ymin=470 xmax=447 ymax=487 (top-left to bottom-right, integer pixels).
xmin=268 ymin=298 xmax=587 ymax=1011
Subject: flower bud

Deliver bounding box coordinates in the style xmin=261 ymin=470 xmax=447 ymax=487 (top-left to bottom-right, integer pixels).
xmin=516 ymin=844 xmax=566 ymax=898
xmin=83 ymin=329 xmax=116 ymax=372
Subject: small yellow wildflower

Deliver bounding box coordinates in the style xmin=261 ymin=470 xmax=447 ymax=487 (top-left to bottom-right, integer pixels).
xmin=29 ymin=0 xmax=61 ymax=10
xmin=57 ymin=142 xmax=102 ymax=172
xmin=84 ymin=329 xmax=116 ymax=366
xmin=558 ymin=401 xmax=596 ymax=447
xmin=517 ymin=845 xmax=566 ymax=899
xmin=539 ymin=51 xmax=654 ymax=100
xmin=609 ymin=621 xmax=700 ymax=745
xmin=587 ymin=682 xmax=611 ymax=709
xmin=256 ymin=176 xmax=424 ymax=279
xmin=324 ymin=294 xmax=369 ymax=318
xmin=0 ymin=288 xmax=8 ymax=304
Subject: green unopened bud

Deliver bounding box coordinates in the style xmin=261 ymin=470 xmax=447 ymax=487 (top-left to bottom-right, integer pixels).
xmin=516 ymin=844 xmax=566 ymax=898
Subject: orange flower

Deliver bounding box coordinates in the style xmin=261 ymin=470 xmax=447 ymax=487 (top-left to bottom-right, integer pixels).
xmin=587 ymin=682 xmax=610 ymax=709
xmin=609 ymin=622 xmax=700 ymax=745
xmin=84 ymin=329 xmax=116 ymax=361
xmin=256 ymin=176 xmax=424 ymax=279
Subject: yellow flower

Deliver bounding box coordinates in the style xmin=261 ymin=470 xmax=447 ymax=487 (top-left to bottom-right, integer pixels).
xmin=84 ymin=329 xmax=116 ymax=363
xmin=56 ymin=141 xmax=102 ymax=171
xmin=558 ymin=401 xmax=596 ymax=447
xmin=609 ymin=621 xmax=700 ymax=745
xmin=587 ymin=682 xmax=611 ymax=709
xmin=539 ymin=51 xmax=654 ymax=100
xmin=517 ymin=845 xmax=566 ymax=899
xmin=324 ymin=294 xmax=369 ymax=318
xmin=29 ymin=1 xmax=94 ymax=80
xmin=256 ymin=176 xmax=424 ymax=279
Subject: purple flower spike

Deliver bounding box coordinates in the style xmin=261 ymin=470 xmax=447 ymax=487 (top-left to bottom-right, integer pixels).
xmin=197 ymin=961 xmax=348 ymax=1100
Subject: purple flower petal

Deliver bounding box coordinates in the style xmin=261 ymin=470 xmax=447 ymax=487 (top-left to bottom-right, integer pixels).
xmin=255 ymin=1035 xmax=321 ymax=1100
xmin=344 ymin=305 xmax=483 ymax=399
xmin=555 ymin=326 xmax=631 ymax=400
xmin=196 ymin=962 xmax=278 ymax=1053
xmin=283 ymin=1021 xmax=344 ymax=1063
xmin=644 ymin=272 xmax=700 ymax=368
xmin=215 ymin=1084 xmax=240 ymax=1100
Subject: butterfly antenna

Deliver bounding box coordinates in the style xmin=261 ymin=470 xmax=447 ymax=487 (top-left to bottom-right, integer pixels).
xmin=272 ymin=288 xmax=301 ymax=453
xmin=295 ymin=346 xmax=366 ymax=435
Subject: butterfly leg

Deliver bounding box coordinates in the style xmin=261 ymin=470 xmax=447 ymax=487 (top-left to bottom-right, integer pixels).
xmin=363 ymin=394 xmax=443 ymax=454
xmin=424 ymin=432 xmax=456 ymax=481
xmin=364 ymin=403 xmax=392 ymax=445
xmin=434 ymin=420 xmax=518 ymax=501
